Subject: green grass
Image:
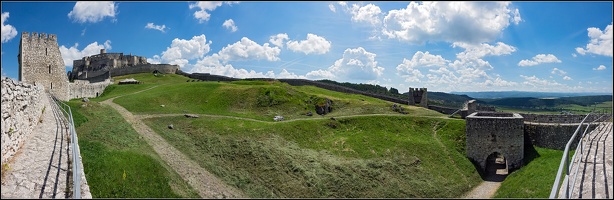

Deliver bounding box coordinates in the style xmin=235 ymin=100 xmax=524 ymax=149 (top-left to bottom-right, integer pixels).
xmin=143 ymin=115 xmax=482 ymax=198
xmin=110 ymin=75 xmax=446 ymax=121
xmin=66 ymin=100 xmax=199 ymax=198
xmin=494 ymin=146 xmax=567 ymax=198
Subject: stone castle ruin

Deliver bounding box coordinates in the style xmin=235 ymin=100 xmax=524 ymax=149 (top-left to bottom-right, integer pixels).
xmin=18 ymin=32 xmax=178 ymax=101
xmin=408 ymin=87 xmax=427 ymax=107
xmin=18 ymin=32 xmax=70 ymax=101
xmin=70 ymin=49 xmax=178 ymax=83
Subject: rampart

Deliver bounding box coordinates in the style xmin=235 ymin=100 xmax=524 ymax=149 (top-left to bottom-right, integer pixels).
xmin=69 ymin=79 xmax=113 ymax=99
xmin=428 ymin=105 xmax=457 ymax=115
xmin=18 ymin=32 xmax=69 ymax=101
xmin=466 ymin=112 xmax=524 ymax=172
xmin=1 ymin=76 xmax=45 ymax=164
xmin=520 ymin=113 xmax=611 ymax=150
xmin=110 ymin=64 xmax=178 ymax=77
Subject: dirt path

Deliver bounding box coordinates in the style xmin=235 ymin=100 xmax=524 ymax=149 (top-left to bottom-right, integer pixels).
xmin=462 ymin=180 xmax=502 ymax=198
xmin=137 ymin=113 xmax=458 ymax=123
xmin=101 ymin=86 xmax=244 ymax=198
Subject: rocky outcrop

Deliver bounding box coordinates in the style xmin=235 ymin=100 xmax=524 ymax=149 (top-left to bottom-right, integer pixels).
xmin=315 ymin=98 xmax=333 ymax=115
xmin=1 ymin=76 xmax=45 ymax=164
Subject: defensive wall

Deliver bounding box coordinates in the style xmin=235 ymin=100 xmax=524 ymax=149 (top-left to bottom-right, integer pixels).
xmin=1 ymin=76 xmax=45 ymax=164
xmin=69 ymin=79 xmax=113 ymax=99
xmin=466 ymin=112 xmax=525 ymax=172
xmin=520 ymin=113 xmax=611 ymax=150
xmin=109 ymin=64 xmax=178 ymax=77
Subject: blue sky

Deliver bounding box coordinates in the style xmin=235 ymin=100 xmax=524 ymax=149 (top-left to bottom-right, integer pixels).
xmin=1 ymin=1 xmax=612 ymax=93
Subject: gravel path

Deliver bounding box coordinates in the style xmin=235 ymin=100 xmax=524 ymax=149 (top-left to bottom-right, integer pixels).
xmin=101 ymin=86 xmax=244 ymax=198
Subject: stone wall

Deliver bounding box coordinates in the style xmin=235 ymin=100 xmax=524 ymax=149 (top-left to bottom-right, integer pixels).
xmin=428 ymin=105 xmax=458 ymax=115
xmin=69 ymin=79 xmax=113 ymax=99
xmin=520 ymin=113 xmax=611 ymax=123
xmin=408 ymin=87 xmax=428 ymax=107
xmin=18 ymin=32 xmax=69 ymax=101
xmin=466 ymin=112 xmax=524 ymax=172
xmin=524 ymin=122 xmax=599 ymax=150
xmin=109 ymin=64 xmax=178 ymax=77
xmin=1 ymin=76 xmax=45 ymax=164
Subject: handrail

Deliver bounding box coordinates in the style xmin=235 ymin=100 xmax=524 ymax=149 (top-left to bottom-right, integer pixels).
xmin=549 ymin=113 xmax=591 ymax=198
xmin=50 ymin=95 xmax=81 ymax=199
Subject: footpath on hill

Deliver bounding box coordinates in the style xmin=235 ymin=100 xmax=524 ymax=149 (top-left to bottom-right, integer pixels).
xmin=100 ymin=86 xmax=244 ymax=198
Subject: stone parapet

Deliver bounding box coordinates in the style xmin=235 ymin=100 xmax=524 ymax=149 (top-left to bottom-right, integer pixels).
xmin=1 ymin=76 xmax=45 ymax=164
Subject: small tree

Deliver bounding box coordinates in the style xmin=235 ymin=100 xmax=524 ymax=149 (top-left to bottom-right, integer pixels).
xmin=389 ymin=87 xmax=399 ymax=95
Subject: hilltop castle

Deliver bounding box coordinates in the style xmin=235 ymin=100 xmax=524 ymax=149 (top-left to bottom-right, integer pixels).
xmin=18 ymin=32 xmax=178 ymax=101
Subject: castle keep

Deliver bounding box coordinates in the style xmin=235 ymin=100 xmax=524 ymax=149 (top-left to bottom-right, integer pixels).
xmin=18 ymin=32 xmax=69 ymax=101
xmin=71 ymin=49 xmax=148 ymax=80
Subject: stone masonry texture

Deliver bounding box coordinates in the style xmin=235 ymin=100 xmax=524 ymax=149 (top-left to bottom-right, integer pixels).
xmin=466 ymin=112 xmax=524 ymax=172
xmin=1 ymin=76 xmax=45 ymax=165
xmin=18 ymin=32 xmax=69 ymax=101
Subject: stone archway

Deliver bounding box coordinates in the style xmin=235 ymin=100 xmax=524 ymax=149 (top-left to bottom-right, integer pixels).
xmin=484 ymin=152 xmax=508 ymax=181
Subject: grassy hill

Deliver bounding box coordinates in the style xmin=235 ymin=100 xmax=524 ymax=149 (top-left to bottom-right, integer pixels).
xmin=68 ymin=73 xmax=483 ymax=198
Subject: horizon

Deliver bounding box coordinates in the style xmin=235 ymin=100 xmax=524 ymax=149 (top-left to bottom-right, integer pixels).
xmin=1 ymin=1 xmax=612 ymax=93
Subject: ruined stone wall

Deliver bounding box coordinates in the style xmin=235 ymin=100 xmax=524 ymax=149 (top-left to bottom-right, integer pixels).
xmin=466 ymin=112 xmax=524 ymax=172
xmin=69 ymin=79 xmax=113 ymax=99
xmin=524 ymin=122 xmax=599 ymax=150
xmin=1 ymin=76 xmax=45 ymax=164
xmin=428 ymin=105 xmax=458 ymax=115
xmin=18 ymin=32 xmax=69 ymax=101
xmin=520 ymin=113 xmax=611 ymax=123
xmin=110 ymin=64 xmax=178 ymax=77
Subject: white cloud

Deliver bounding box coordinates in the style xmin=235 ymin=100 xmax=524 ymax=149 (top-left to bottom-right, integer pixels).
xmin=59 ymin=40 xmax=112 ymax=67
xmin=572 ymin=53 xmax=577 ymax=58
xmin=222 ymin=19 xmax=238 ymax=32
xmin=382 ymin=2 xmax=521 ymax=44
xmin=563 ymin=76 xmax=572 ymax=80
xmin=518 ymin=54 xmax=562 ymax=67
xmin=1 ymin=12 xmax=17 ymax=43
xmin=329 ymin=4 xmax=336 ymax=13
xmin=307 ymin=47 xmax=384 ymax=81
xmin=305 ymin=69 xmax=336 ymax=80
xmin=68 ymin=1 xmax=117 ymax=23
xmin=551 ymin=68 xmax=567 ymax=76
xmin=276 ymin=69 xmax=306 ymax=79
xmin=480 ymin=76 xmax=518 ymax=87
xmin=145 ymin=23 xmax=168 ymax=33
xmin=269 ymin=33 xmax=289 ymax=47
xmin=593 ymin=65 xmax=607 ymax=70
xmin=397 ymin=51 xmax=449 ymax=69
xmin=576 ymin=23 xmax=613 ymax=57
xmin=350 ymin=3 xmax=382 ymax=25
xmin=216 ymin=37 xmax=281 ymax=62
xmin=520 ymin=75 xmax=562 ymax=87
xmin=155 ymin=34 xmax=212 ymax=68
xmin=147 ymin=55 xmax=161 ymax=64
xmin=286 ymin=33 xmax=332 ymax=55
xmin=189 ymin=1 xmax=237 ymax=23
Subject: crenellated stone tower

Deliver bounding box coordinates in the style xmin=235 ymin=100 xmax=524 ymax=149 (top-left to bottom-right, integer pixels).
xmin=18 ymin=32 xmax=69 ymax=101
xmin=408 ymin=87 xmax=428 ymax=107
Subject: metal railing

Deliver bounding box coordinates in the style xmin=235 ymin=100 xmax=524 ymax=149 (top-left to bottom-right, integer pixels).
xmin=549 ymin=112 xmax=608 ymax=198
xmin=51 ymin=95 xmax=82 ymax=199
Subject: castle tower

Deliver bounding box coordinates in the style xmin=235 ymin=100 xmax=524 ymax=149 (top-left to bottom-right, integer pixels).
xmin=408 ymin=87 xmax=428 ymax=107
xmin=18 ymin=32 xmax=69 ymax=101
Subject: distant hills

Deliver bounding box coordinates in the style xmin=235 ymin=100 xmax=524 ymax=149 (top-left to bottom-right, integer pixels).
xmin=450 ymin=91 xmax=613 ymax=99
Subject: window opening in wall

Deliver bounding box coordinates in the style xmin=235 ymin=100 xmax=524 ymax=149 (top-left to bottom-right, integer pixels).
xmin=46 ymin=48 xmax=48 ymax=55
xmin=51 ymin=82 xmax=53 ymax=89
xmin=49 ymin=65 xmax=51 ymax=74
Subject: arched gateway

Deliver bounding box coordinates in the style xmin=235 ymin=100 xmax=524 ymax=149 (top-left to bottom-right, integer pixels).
xmin=465 ymin=112 xmax=524 ymax=173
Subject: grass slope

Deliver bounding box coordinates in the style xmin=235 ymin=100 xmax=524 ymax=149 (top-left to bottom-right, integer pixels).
xmin=494 ymin=146 xmax=566 ymax=198
xmin=144 ymin=115 xmax=482 ymax=198
xmin=66 ymin=100 xmax=199 ymax=198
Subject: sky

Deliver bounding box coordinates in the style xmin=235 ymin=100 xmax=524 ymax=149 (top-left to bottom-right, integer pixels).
xmin=1 ymin=1 xmax=612 ymax=93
